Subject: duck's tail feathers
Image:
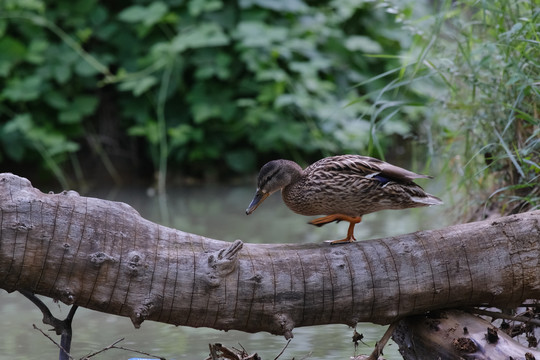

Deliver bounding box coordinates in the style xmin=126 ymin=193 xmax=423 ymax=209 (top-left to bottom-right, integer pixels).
xmin=411 ymin=194 xmax=444 ymax=206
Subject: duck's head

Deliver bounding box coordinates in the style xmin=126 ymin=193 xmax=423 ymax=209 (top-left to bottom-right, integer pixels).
xmin=245 ymin=159 xmax=303 ymax=215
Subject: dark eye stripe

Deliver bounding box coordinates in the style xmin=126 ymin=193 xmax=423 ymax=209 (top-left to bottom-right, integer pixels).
xmin=259 ymin=167 xmax=280 ymax=189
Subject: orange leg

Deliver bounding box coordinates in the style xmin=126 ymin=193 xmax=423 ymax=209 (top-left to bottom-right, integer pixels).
xmin=309 ymin=215 xmax=362 ymax=244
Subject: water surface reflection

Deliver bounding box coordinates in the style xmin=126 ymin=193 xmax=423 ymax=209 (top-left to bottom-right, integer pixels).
xmin=0 ymin=183 xmax=448 ymax=359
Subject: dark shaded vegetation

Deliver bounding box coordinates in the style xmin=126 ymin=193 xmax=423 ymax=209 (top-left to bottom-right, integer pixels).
xmin=0 ymin=0 xmax=428 ymax=189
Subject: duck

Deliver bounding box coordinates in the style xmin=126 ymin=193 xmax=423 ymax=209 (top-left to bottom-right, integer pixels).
xmin=245 ymin=155 xmax=443 ymax=244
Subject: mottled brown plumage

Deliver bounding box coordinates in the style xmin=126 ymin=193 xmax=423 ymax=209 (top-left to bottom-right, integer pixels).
xmin=246 ymin=155 xmax=443 ymax=244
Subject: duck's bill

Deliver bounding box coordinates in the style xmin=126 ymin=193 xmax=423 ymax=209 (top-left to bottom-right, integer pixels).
xmin=245 ymin=191 xmax=269 ymax=215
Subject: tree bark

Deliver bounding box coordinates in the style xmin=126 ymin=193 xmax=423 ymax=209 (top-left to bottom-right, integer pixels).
xmin=394 ymin=310 xmax=540 ymax=359
xmin=0 ymin=173 xmax=539 ymax=340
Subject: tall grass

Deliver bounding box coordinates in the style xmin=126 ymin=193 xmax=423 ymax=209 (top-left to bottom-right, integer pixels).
xmin=379 ymin=0 xmax=539 ymax=221
xmin=441 ymin=0 xmax=538 ymax=220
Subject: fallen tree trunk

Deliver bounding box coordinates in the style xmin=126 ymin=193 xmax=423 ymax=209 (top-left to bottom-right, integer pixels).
xmin=0 ymin=173 xmax=539 ymax=340
xmin=394 ymin=309 xmax=540 ymax=359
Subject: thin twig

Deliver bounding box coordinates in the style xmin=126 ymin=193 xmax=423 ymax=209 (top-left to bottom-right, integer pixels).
xmin=299 ymin=352 xmax=313 ymax=360
xmin=32 ymin=324 xmax=74 ymax=360
xmin=81 ymin=337 xmax=166 ymax=360
xmin=113 ymin=346 xmax=166 ymax=360
xmin=367 ymin=321 xmax=398 ymax=360
xmin=81 ymin=338 xmax=125 ymax=359
xmin=233 ymin=343 xmax=247 ymax=356
xmin=467 ymin=308 xmax=540 ymax=327
xmin=274 ymin=339 xmax=291 ymax=360
xmin=22 ymin=291 xmax=78 ymax=360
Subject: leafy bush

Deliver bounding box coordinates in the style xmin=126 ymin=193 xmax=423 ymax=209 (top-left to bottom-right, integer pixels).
xmin=0 ymin=0 xmax=428 ymax=188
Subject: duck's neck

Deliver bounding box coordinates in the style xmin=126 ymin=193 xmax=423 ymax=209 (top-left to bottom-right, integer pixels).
xmin=279 ymin=160 xmax=304 ymax=188
xmin=280 ymin=160 xmax=307 ymax=213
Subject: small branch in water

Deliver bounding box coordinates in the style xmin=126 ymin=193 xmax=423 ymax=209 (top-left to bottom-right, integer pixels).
xmin=367 ymin=321 xmax=398 ymax=360
xmin=32 ymin=324 xmax=74 ymax=360
xmin=81 ymin=338 xmax=125 ymax=359
xmin=20 ymin=290 xmax=78 ymax=360
xmin=81 ymin=337 xmax=166 ymax=360
xmin=273 ymin=339 xmax=291 ymax=360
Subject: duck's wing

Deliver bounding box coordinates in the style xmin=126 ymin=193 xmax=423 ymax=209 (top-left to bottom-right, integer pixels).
xmin=309 ymin=155 xmax=432 ymax=183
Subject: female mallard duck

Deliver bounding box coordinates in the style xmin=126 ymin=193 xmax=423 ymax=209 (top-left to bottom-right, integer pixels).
xmin=246 ymin=155 xmax=443 ymax=244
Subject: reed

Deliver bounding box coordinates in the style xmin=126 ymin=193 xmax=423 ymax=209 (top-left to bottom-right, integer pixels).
xmin=370 ymin=0 xmax=539 ymax=220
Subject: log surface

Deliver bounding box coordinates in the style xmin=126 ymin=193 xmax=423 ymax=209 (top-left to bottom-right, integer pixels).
xmin=0 ymin=173 xmax=539 ymax=338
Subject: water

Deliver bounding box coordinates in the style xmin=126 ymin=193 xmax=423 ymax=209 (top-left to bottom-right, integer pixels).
xmin=0 ymin=182 xmax=449 ymax=360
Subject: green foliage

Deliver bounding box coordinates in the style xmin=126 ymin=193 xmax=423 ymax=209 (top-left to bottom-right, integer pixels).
xmin=0 ymin=0 xmax=425 ymax=186
xmin=391 ymin=0 xmax=540 ymax=218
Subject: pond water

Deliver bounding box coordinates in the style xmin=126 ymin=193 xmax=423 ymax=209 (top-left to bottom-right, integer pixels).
xmin=0 ymin=181 xmax=449 ymax=360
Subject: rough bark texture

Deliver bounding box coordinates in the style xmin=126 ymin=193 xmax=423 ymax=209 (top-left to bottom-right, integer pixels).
xmin=0 ymin=173 xmax=539 ymax=339
xmin=394 ymin=310 xmax=540 ymax=359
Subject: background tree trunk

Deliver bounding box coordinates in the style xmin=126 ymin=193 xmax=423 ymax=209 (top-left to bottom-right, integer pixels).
xmin=0 ymin=173 xmax=539 ymax=340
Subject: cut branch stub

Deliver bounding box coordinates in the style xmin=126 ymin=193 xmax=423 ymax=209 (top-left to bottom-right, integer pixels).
xmin=0 ymin=173 xmax=539 ymax=339
xmin=205 ymin=239 xmax=243 ymax=287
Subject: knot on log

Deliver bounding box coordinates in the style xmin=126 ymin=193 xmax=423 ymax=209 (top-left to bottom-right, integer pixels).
xmin=11 ymin=222 xmax=33 ymax=231
xmin=60 ymin=190 xmax=80 ymax=197
xmin=274 ymin=313 xmax=295 ymax=340
xmin=125 ymin=251 xmax=144 ymax=277
xmin=89 ymin=252 xmax=117 ymax=267
xmin=486 ymin=327 xmax=499 ymax=343
xmin=205 ymin=239 xmax=243 ymax=287
xmin=130 ymin=293 xmax=163 ymax=328
xmin=55 ymin=288 xmax=76 ymax=305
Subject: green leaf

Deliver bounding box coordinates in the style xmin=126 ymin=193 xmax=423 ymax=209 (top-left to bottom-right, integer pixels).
xmin=240 ymin=0 xmax=308 ymax=13
xmin=0 ymin=20 xmax=6 ymax=38
xmin=76 ymin=28 xmax=93 ymax=43
xmin=145 ymin=2 xmax=169 ymax=26
xmin=171 ymin=23 xmax=229 ymax=53
xmin=59 ymin=110 xmax=82 ymax=124
xmin=188 ymin=0 xmax=223 ymax=17
xmin=1 ymin=114 xmax=36 ymax=161
xmin=3 ymin=0 xmax=45 ymax=12
xmin=118 ymin=76 xmax=158 ymax=96
xmin=235 ymin=22 xmax=288 ymax=47
xmin=194 ymin=52 xmax=231 ymax=80
xmin=2 ymin=76 xmax=42 ymax=101
xmin=0 ymin=37 xmax=26 ymax=76
xmin=53 ymin=64 xmax=71 ymax=83
xmin=118 ymin=2 xmax=168 ymax=27
xmin=128 ymin=121 xmax=160 ymax=144
xmin=90 ymin=4 xmax=109 ymax=26
xmin=0 ymin=37 xmax=26 ymax=60
xmin=44 ymin=91 xmax=69 ymax=110
xmin=345 ymin=36 xmax=383 ymax=53
xmin=75 ymin=58 xmax=99 ymax=77
xmin=3 ymin=113 xmax=33 ymax=134
xmin=0 ymin=121 xmax=28 ymax=162
xmin=26 ymin=39 xmax=48 ymax=64
xmin=191 ymin=102 xmax=222 ymax=124
xmin=118 ymin=5 xmax=149 ymax=22
xmin=73 ymin=96 xmax=98 ymax=115
xmin=58 ymin=96 xmax=98 ymax=123
xmin=169 ymin=124 xmax=203 ymax=148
